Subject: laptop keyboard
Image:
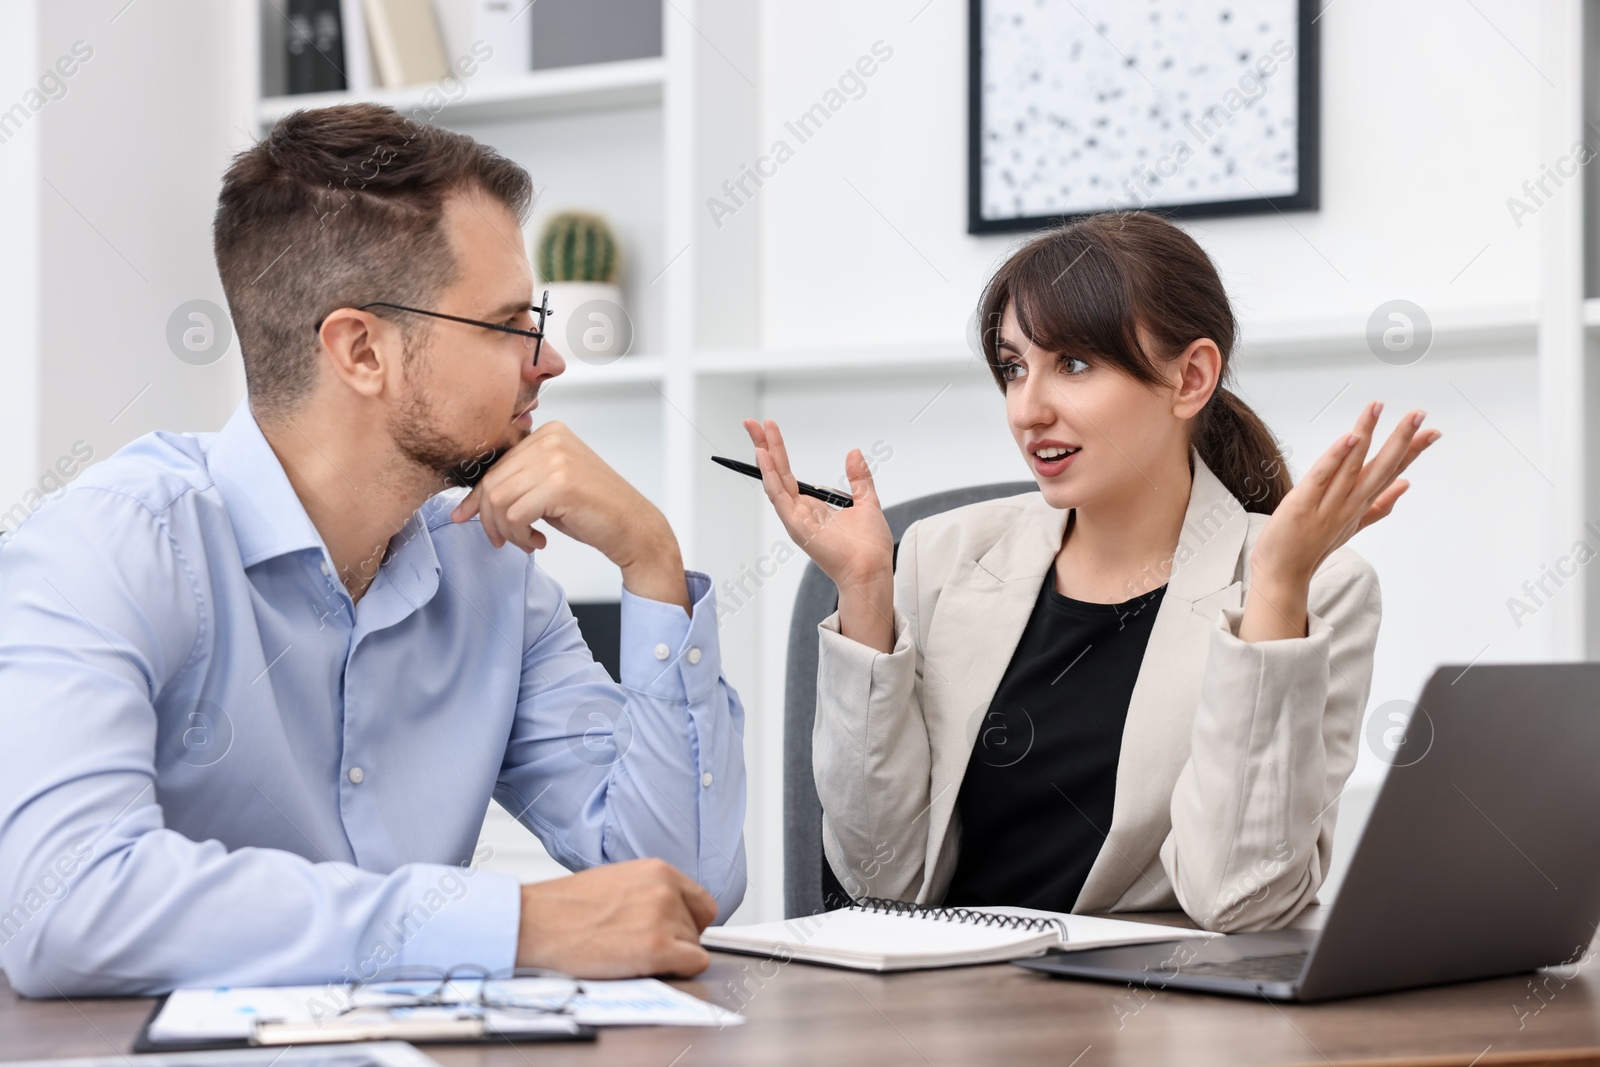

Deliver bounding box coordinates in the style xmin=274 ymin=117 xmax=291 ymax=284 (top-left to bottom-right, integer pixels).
xmin=1170 ymin=951 xmax=1309 ymax=983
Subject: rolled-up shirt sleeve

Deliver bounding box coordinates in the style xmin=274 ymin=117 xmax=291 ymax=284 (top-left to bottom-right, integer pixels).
xmin=495 ymin=567 xmax=747 ymax=921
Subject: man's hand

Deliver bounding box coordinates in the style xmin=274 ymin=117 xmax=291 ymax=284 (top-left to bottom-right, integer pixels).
xmin=516 ymin=858 xmax=718 ymax=978
xmin=451 ymin=422 xmax=689 ymax=611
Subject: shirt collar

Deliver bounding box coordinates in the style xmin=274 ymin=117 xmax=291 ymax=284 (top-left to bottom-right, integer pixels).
xmin=206 ymin=401 xmax=327 ymax=568
xmin=206 ymin=402 xmax=446 ymax=621
xmin=356 ymin=503 xmax=445 ymax=633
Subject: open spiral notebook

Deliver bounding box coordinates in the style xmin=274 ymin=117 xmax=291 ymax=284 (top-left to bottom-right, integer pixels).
xmin=701 ymin=898 xmax=1213 ymax=972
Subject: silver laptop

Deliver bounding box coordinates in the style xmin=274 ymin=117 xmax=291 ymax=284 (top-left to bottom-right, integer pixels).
xmin=1016 ymin=663 xmax=1600 ymax=1001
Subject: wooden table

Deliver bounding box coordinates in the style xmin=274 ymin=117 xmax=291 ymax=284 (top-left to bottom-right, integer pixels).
xmin=4 ymin=946 xmax=1600 ymax=1066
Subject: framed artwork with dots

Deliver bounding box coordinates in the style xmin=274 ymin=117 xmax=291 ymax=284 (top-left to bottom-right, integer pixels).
xmin=967 ymin=0 xmax=1319 ymax=234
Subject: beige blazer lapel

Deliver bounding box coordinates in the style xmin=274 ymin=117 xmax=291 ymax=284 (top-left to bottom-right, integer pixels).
xmin=917 ymin=494 xmax=1068 ymax=899
xmin=1075 ymin=452 xmax=1250 ymax=911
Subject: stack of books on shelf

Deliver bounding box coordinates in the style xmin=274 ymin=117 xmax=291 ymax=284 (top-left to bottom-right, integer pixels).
xmin=265 ymin=0 xmax=663 ymax=96
xmin=271 ymin=0 xmax=526 ymax=94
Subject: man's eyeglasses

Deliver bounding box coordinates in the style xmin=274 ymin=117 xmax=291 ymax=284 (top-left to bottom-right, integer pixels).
xmin=317 ymin=290 xmax=553 ymax=366
xmin=339 ymin=964 xmax=580 ymax=1018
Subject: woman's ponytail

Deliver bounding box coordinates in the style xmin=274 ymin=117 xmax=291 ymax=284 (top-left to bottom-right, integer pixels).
xmin=1194 ymin=386 xmax=1291 ymax=513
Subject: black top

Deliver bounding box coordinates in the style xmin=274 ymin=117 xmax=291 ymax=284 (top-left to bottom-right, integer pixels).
xmin=942 ymin=564 xmax=1167 ymax=912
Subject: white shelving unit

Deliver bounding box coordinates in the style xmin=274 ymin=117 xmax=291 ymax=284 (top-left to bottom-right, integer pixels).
xmin=259 ymin=56 xmax=667 ymax=126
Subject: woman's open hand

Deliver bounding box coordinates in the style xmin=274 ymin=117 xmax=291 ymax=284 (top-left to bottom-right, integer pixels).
xmin=743 ymin=419 xmax=898 ymax=652
xmin=1251 ymin=401 xmax=1440 ymax=596
xmin=742 ymin=418 xmax=894 ymax=587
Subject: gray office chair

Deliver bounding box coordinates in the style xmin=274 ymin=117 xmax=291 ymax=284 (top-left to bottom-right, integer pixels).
xmin=782 ymin=481 xmax=1039 ymax=918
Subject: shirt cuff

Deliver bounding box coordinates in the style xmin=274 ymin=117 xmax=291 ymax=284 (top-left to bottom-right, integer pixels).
xmin=619 ymin=570 xmax=722 ymax=702
xmin=392 ymin=865 xmax=521 ymax=975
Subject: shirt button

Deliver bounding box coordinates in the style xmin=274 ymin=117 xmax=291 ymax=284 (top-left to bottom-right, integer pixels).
xmin=653 ymin=643 xmax=670 ymax=661
xmin=348 ymin=767 xmax=365 ymax=785
xmin=701 ymin=771 xmax=713 ymax=788
xmin=686 ymin=647 xmax=702 ymax=665
xmin=320 ymin=560 xmax=331 ymax=577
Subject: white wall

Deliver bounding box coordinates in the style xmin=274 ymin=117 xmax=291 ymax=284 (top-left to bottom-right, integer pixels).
xmin=0 ymin=1 xmax=41 ymax=521
xmin=755 ymin=0 xmax=1544 ymax=345
xmin=36 ymin=0 xmax=250 ymax=479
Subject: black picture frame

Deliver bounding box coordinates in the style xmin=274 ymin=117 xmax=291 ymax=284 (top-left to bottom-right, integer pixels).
xmin=967 ymin=0 xmax=1320 ymax=235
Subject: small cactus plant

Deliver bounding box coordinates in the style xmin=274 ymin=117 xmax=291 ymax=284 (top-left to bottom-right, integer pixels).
xmin=536 ymin=210 xmax=621 ymax=285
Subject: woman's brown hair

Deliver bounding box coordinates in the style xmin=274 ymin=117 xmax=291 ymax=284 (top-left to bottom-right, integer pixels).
xmin=977 ymin=211 xmax=1290 ymax=513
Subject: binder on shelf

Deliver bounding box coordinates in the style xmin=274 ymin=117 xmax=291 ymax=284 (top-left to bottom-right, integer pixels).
xmin=530 ymin=0 xmax=662 ymax=71
xmin=285 ymin=0 xmax=348 ymax=95
xmin=363 ymin=0 xmax=450 ymax=88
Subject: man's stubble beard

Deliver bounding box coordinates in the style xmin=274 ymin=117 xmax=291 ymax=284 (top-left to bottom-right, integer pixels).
xmin=389 ymin=384 xmax=524 ymax=491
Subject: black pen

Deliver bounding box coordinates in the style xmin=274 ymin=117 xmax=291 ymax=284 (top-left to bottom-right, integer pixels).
xmin=710 ymin=455 xmax=855 ymax=508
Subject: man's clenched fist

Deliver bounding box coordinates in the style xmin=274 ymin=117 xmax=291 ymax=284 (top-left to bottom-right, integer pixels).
xmin=516 ymin=858 xmax=719 ymax=978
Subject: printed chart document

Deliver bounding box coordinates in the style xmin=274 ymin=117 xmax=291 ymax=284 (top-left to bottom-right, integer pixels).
xmin=702 ymin=902 xmax=1215 ymax=972
xmin=146 ymin=977 xmax=742 ymax=1046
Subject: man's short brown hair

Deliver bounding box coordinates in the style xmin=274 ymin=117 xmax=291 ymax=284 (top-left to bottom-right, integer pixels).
xmin=213 ymin=103 xmax=533 ymax=413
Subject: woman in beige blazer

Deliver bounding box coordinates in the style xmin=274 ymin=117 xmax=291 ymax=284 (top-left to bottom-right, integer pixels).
xmin=743 ymin=212 xmax=1442 ymax=933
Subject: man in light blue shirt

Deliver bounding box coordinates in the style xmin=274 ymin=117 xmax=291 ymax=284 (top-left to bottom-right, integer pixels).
xmin=0 ymin=103 xmax=746 ymax=996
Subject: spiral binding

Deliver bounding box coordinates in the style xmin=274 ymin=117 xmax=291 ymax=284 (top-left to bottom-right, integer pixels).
xmin=847 ymin=897 xmax=1068 ymax=941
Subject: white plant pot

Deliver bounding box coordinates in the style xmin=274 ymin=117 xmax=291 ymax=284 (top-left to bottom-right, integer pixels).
xmin=544 ymin=282 xmax=632 ymax=365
